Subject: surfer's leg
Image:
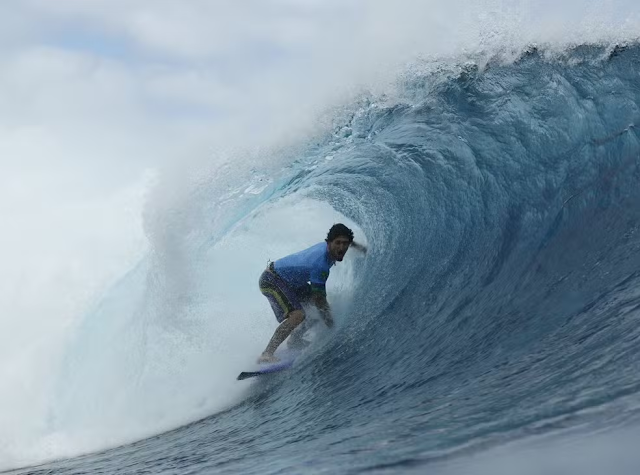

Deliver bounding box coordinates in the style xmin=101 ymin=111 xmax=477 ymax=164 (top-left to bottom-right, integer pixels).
xmin=287 ymin=311 xmax=316 ymax=349
xmin=286 ymin=285 xmax=314 ymax=348
xmin=259 ymin=310 xmax=305 ymax=361
xmin=258 ymin=270 xmax=305 ymax=361
xmin=259 ymin=270 xmax=292 ymax=323
xmin=288 ymin=319 xmax=308 ymax=344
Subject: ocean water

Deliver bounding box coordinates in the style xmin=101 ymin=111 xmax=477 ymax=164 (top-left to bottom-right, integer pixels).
xmin=6 ymin=43 xmax=640 ymax=474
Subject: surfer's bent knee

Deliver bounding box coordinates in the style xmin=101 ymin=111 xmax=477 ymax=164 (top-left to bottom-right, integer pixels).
xmin=287 ymin=310 xmax=305 ymax=326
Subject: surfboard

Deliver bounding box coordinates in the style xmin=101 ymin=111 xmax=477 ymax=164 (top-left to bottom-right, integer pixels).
xmin=236 ymin=347 xmax=302 ymax=380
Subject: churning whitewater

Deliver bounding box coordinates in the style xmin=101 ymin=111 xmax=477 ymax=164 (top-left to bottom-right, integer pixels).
xmin=7 ymin=43 xmax=640 ymax=474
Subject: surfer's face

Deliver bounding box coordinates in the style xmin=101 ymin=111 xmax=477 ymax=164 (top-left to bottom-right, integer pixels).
xmin=328 ymin=236 xmax=351 ymax=261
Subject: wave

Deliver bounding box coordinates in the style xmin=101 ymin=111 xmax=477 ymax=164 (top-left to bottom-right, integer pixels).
xmin=5 ymin=42 xmax=640 ymax=474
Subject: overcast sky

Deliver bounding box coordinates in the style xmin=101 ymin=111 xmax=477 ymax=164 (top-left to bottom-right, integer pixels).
xmin=1 ymin=0 xmax=639 ymax=192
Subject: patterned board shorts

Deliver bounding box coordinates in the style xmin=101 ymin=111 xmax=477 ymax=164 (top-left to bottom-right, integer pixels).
xmin=259 ymin=266 xmax=311 ymax=322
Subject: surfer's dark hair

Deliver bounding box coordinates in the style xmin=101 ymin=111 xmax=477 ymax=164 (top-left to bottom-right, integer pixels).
xmin=326 ymin=223 xmax=354 ymax=243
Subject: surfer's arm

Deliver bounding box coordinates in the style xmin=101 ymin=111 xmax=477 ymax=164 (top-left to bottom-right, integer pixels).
xmin=312 ymin=293 xmax=334 ymax=328
xmin=351 ymin=241 xmax=367 ymax=254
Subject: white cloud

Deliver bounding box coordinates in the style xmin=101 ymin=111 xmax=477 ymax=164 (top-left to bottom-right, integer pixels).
xmin=2 ymin=1 xmax=636 ymax=151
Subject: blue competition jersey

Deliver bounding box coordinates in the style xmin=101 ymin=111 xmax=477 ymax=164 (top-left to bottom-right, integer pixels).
xmin=273 ymin=242 xmax=335 ymax=294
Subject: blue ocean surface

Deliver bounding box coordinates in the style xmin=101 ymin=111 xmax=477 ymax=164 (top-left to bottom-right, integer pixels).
xmin=8 ymin=43 xmax=640 ymax=474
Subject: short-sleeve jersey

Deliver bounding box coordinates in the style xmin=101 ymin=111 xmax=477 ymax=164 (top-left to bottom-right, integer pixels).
xmin=273 ymin=242 xmax=335 ymax=295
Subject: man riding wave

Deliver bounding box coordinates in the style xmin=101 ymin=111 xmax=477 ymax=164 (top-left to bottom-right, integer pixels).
xmin=257 ymin=223 xmax=366 ymax=363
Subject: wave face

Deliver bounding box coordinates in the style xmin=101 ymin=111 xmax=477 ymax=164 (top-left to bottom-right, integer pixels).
xmin=15 ymin=44 xmax=640 ymax=474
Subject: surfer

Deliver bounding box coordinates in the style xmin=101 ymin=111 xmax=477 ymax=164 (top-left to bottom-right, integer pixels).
xmin=257 ymin=223 xmax=366 ymax=363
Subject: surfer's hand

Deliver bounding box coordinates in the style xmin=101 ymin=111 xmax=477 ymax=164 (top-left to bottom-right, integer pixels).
xmin=351 ymin=241 xmax=367 ymax=254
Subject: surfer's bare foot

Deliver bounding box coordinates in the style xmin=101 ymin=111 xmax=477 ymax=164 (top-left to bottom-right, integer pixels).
xmin=257 ymin=353 xmax=279 ymax=364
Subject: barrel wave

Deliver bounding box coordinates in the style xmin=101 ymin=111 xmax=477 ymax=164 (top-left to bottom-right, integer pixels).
xmin=12 ymin=44 xmax=640 ymax=474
